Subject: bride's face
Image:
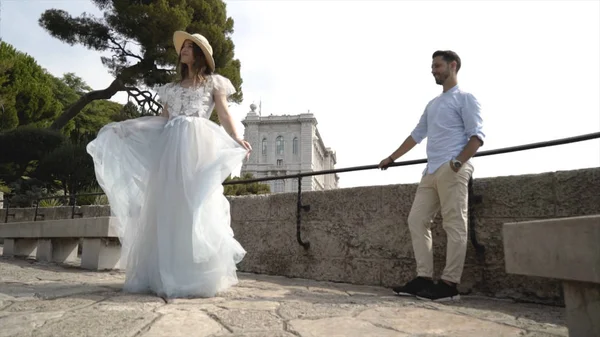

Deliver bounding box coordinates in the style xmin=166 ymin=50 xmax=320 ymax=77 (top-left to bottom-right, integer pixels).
xmin=180 ymin=40 xmax=195 ymax=65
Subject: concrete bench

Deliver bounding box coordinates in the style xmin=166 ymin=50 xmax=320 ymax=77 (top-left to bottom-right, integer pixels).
xmin=0 ymin=216 xmax=122 ymax=271
xmin=503 ymin=215 xmax=600 ymax=337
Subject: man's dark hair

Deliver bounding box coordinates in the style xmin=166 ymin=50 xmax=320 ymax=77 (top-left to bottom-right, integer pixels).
xmin=432 ymin=50 xmax=461 ymax=72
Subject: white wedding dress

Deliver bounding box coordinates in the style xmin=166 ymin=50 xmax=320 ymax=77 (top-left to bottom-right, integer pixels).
xmin=86 ymin=74 xmax=248 ymax=298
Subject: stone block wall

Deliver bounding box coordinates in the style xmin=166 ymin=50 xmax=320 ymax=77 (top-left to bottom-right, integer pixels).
xmin=1 ymin=167 xmax=598 ymax=305
xmin=229 ymin=167 xmax=600 ymax=305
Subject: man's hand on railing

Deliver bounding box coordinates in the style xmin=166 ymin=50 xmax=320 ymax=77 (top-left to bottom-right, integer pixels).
xmin=378 ymin=156 xmax=394 ymax=170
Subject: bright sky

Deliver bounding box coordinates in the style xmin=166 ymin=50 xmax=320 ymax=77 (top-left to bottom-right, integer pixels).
xmin=1 ymin=0 xmax=599 ymax=188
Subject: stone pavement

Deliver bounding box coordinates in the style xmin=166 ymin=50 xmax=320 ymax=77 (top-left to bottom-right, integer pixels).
xmin=0 ymin=256 xmax=567 ymax=337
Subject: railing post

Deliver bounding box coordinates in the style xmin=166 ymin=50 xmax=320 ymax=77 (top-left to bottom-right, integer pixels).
xmin=4 ymin=198 xmax=14 ymax=223
xmin=71 ymin=194 xmax=76 ymax=219
xmin=34 ymin=200 xmax=40 ymax=221
xmin=296 ymin=177 xmax=311 ymax=249
xmin=71 ymin=193 xmax=84 ymax=219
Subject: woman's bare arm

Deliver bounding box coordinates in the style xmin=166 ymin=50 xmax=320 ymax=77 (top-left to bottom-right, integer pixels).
xmin=160 ymin=104 xmax=170 ymax=119
xmin=214 ymin=94 xmax=252 ymax=155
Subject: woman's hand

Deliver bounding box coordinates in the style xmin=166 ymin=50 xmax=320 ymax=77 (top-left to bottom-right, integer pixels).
xmin=235 ymin=138 xmax=252 ymax=159
xmin=214 ymin=94 xmax=252 ymax=160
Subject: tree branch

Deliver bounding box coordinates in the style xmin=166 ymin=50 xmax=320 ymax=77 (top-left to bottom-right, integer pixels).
xmin=125 ymin=87 xmax=162 ymax=116
xmin=107 ymin=36 xmax=143 ymax=61
xmin=38 ymin=9 xmax=112 ymax=51
xmin=50 ymin=79 xmax=126 ymax=130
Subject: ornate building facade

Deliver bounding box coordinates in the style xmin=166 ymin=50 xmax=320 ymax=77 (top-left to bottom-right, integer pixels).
xmin=241 ymin=105 xmax=338 ymax=193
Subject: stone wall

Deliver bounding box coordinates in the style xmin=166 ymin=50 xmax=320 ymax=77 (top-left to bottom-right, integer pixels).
xmin=2 ymin=167 xmax=599 ymax=305
xmin=228 ymin=167 xmax=599 ymax=306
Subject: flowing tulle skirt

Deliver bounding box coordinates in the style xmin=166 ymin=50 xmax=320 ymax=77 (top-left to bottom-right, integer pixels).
xmin=87 ymin=115 xmax=248 ymax=298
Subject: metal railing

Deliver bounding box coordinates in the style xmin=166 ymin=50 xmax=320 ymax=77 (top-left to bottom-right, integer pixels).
xmin=219 ymin=131 xmax=600 ymax=250
xmin=2 ymin=131 xmax=600 ymax=253
xmin=1 ymin=192 xmax=106 ymax=223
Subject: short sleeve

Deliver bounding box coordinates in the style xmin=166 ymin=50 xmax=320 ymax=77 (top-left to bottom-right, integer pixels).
xmin=153 ymin=83 xmax=171 ymax=104
xmin=211 ymin=74 xmax=236 ymax=97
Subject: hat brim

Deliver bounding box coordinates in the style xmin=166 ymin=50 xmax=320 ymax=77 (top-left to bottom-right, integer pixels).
xmin=173 ymin=31 xmax=216 ymax=71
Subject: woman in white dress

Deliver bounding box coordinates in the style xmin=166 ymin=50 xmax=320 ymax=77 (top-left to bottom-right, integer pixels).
xmin=86 ymin=31 xmax=252 ymax=299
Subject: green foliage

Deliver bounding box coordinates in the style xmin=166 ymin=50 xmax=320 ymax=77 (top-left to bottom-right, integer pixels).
xmin=50 ymin=73 xmax=125 ymax=143
xmin=224 ymin=173 xmax=270 ymax=196
xmin=49 ymin=73 xmax=81 ymax=110
xmin=68 ymin=99 xmax=124 ymax=143
xmin=5 ymin=177 xmax=51 ymax=208
xmin=0 ymin=126 xmax=66 ymax=165
xmin=0 ymin=44 xmax=144 ymax=204
xmin=38 ymin=198 xmax=64 ymax=207
xmin=39 ymin=0 xmax=243 ymax=128
xmin=0 ymin=126 xmax=67 ymax=181
xmin=0 ymin=41 xmax=62 ymax=131
xmin=0 ymin=43 xmax=123 ymax=139
xmin=62 ymin=72 xmax=93 ymax=94
xmin=111 ymin=101 xmax=148 ymax=122
xmin=0 ymin=55 xmax=16 ymax=129
xmin=0 ymin=180 xmax=10 ymax=194
xmin=0 ymin=45 xmax=119 ymax=202
xmin=35 ymin=142 xmax=97 ymax=196
xmin=76 ymin=186 xmax=108 ymax=206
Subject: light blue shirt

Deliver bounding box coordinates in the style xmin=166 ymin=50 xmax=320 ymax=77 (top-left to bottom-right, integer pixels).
xmin=410 ymin=85 xmax=485 ymax=175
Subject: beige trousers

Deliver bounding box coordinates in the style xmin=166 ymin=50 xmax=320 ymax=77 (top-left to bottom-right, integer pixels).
xmin=407 ymin=160 xmax=474 ymax=284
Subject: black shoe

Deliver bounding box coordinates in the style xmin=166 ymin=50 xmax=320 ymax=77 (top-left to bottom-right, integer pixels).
xmin=392 ymin=277 xmax=434 ymax=296
xmin=416 ymin=281 xmax=460 ymax=302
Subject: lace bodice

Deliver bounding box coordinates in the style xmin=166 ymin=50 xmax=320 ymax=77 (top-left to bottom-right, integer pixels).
xmin=154 ymin=74 xmax=236 ymax=120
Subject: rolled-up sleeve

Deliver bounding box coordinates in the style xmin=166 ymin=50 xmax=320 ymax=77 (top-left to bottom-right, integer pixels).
xmin=461 ymin=93 xmax=485 ymax=145
xmin=410 ymin=109 xmax=428 ymax=144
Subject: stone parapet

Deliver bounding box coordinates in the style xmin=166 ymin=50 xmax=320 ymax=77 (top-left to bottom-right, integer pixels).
xmin=229 ymin=168 xmax=600 ymax=305
xmin=1 ymin=167 xmax=598 ymax=304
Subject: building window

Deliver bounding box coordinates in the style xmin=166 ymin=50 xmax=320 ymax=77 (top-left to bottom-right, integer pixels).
xmin=276 ymin=136 xmax=284 ymax=155
xmin=277 ymin=159 xmax=283 ymax=166
xmin=292 ymin=137 xmax=298 ymax=155
xmin=274 ymin=180 xmax=284 ymax=193
xmin=262 ymin=138 xmax=267 ymax=156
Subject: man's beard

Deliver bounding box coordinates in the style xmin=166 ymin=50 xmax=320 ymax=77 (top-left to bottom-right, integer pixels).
xmin=434 ymin=72 xmax=448 ymax=84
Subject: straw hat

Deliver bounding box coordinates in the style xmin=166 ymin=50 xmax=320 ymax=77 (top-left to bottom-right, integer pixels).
xmin=173 ymin=31 xmax=215 ymax=71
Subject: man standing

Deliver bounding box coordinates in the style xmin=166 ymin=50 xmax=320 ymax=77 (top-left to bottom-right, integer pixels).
xmin=379 ymin=50 xmax=485 ymax=301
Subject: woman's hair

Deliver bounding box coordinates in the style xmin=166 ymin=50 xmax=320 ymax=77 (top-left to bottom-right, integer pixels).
xmin=177 ymin=41 xmax=214 ymax=85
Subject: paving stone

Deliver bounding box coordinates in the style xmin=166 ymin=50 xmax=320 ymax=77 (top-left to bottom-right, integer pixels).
xmin=0 ymin=257 xmax=568 ymax=337
xmin=288 ymin=316 xmax=408 ymax=336
xmin=357 ymin=307 xmax=526 ymax=336
xmin=141 ymin=308 xmax=223 ymax=337
xmin=0 ymin=311 xmax=66 ymax=337
xmin=31 ymin=309 xmax=157 ymax=337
